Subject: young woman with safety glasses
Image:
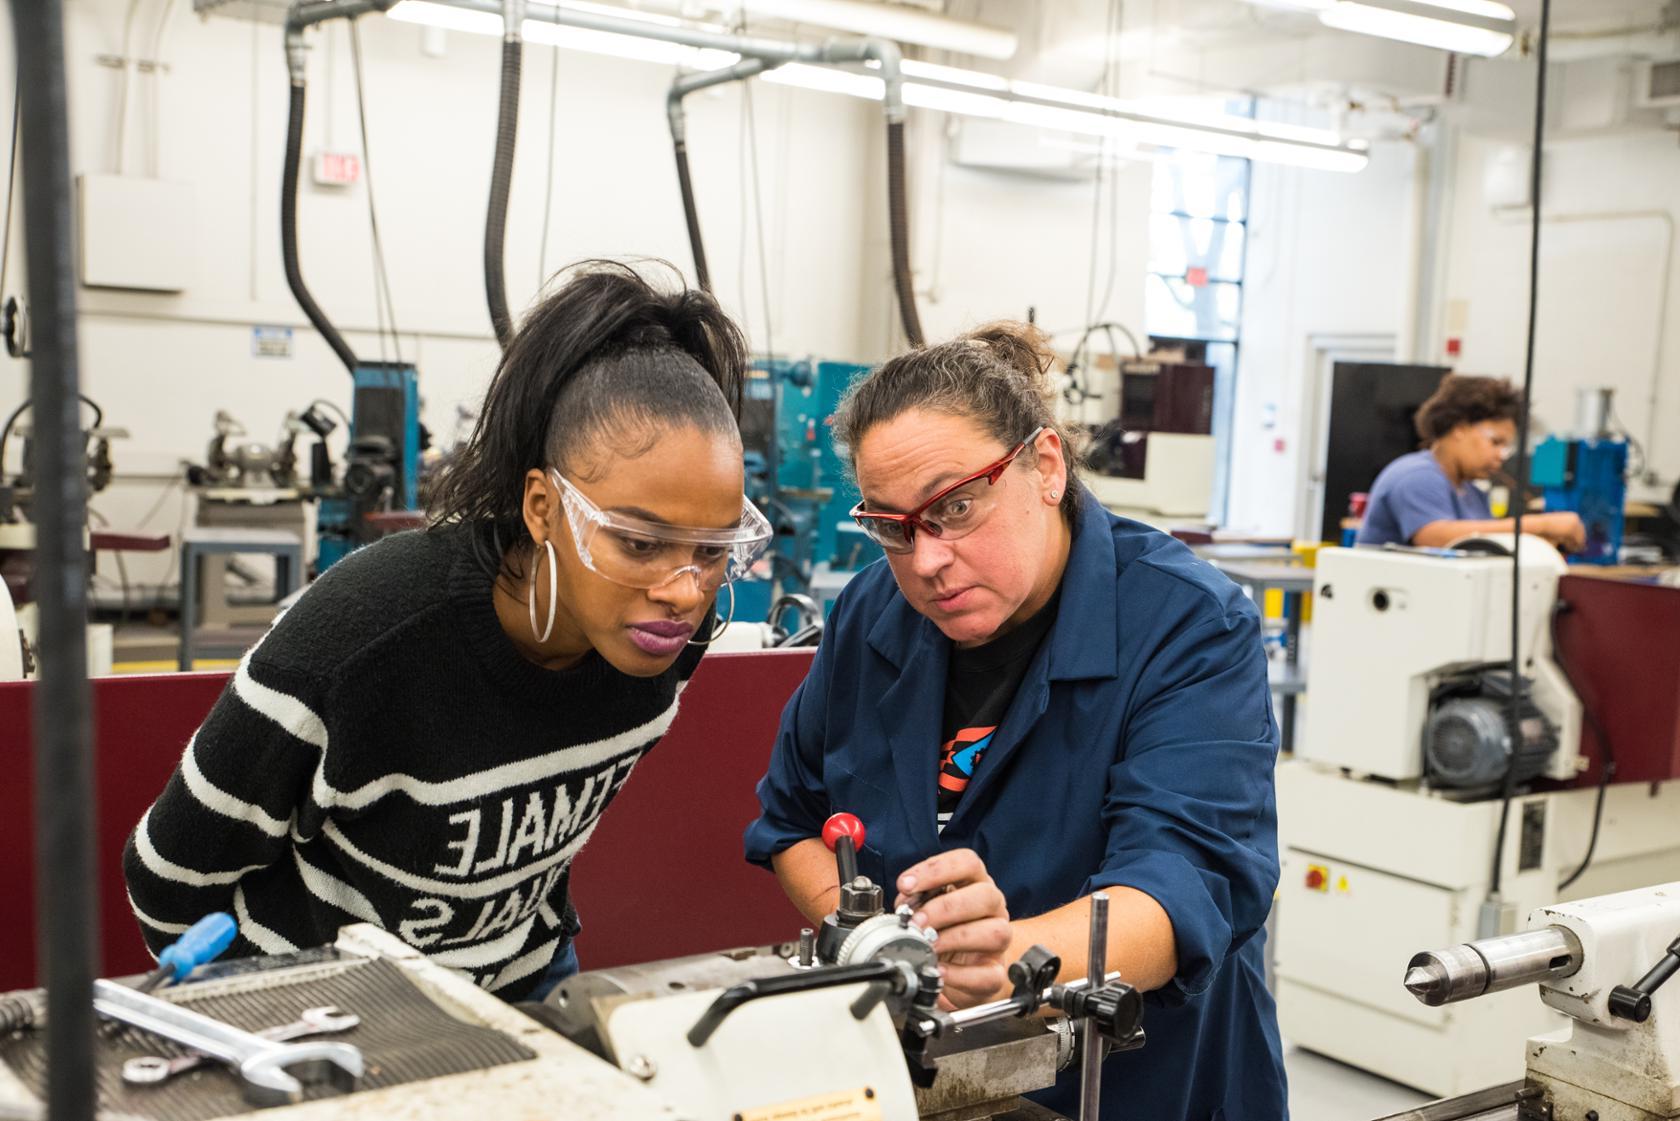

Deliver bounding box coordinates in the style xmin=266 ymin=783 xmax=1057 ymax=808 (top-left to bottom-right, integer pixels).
xmin=745 ymin=323 xmax=1287 ymax=1121
xmin=1356 ymin=372 xmax=1586 ymax=551
xmin=125 ymin=261 xmax=770 ymax=1001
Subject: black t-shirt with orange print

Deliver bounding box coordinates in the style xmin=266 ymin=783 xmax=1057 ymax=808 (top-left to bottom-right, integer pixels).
xmin=937 ymin=591 xmax=1060 ymax=832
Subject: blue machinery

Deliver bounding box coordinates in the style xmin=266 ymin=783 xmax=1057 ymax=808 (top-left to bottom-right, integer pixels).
xmin=315 ymin=363 xmax=423 ymax=571
xmin=736 ymin=359 xmax=882 ymax=622
xmin=1530 ymin=434 xmax=1628 ymax=566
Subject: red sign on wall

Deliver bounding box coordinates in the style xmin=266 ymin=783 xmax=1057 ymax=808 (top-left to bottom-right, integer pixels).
xmin=312 ymin=151 xmax=362 ymax=187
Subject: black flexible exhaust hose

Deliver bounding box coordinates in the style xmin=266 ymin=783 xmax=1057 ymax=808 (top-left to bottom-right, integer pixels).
xmin=673 ymin=138 xmax=712 ymax=293
xmin=12 ymin=2 xmax=98 ymax=1117
xmin=885 ymin=120 xmax=923 ymax=347
xmin=283 ymin=80 xmax=359 ymax=374
xmin=485 ymin=37 xmax=522 ymax=349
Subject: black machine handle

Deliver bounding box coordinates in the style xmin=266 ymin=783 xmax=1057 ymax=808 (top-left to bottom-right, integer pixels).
xmin=1008 ymin=945 xmax=1061 ymax=1009
xmin=1057 ymin=980 xmax=1146 ymax=1050
xmin=1608 ymin=934 xmax=1680 ymax=1023
xmin=687 ymin=962 xmax=906 ymax=1048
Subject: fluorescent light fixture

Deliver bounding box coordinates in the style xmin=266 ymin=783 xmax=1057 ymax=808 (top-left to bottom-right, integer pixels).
xmin=726 ymin=0 xmax=1017 ymax=60
xmin=1239 ymin=0 xmax=1334 ymax=11
xmin=763 ymin=65 xmax=1369 ymax=173
xmin=900 ymin=58 xmax=1010 ymax=92
xmin=388 ymin=0 xmax=1367 ymax=172
xmin=1318 ymin=0 xmax=1516 ymax=57
xmin=388 ymin=1 xmax=741 ymax=69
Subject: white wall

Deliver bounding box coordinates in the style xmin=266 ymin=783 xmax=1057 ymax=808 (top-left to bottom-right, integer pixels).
xmin=1226 ymin=138 xmax=1418 ymax=535
xmin=2 ymin=0 xmax=881 ymax=595
xmin=1225 ymin=52 xmax=1680 ymax=535
xmin=1 ymin=0 xmax=1159 ymax=603
xmin=916 ymin=131 xmax=1150 ymax=351
xmin=1435 ymin=126 xmax=1680 ymax=500
xmin=874 ymin=110 xmax=1151 ymax=415
xmin=24 ymin=3 xmax=1670 ymax=577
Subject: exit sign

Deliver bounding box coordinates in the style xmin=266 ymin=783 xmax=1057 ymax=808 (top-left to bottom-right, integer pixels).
xmin=312 ymin=151 xmax=362 ymax=187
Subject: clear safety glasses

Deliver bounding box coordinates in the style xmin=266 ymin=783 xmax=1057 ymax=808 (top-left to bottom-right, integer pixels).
xmin=849 ymin=427 xmax=1045 ymax=555
xmin=550 ymin=470 xmax=772 ymax=592
xmin=1479 ymin=425 xmax=1516 ymax=462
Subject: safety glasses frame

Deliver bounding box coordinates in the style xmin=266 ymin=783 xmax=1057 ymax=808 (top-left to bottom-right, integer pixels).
xmin=549 ymin=469 xmax=773 ymax=590
xmin=848 ymin=426 xmax=1046 ymax=555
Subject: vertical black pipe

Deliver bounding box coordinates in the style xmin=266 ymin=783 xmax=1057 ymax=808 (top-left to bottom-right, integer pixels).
xmin=12 ymin=2 xmax=98 ymax=1118
xmin=1489 ymin=0 xmax=1551 ymax=903
xmin=673 ymin=138 xmax=712 ymax=293
xmin=666 ymin=58 xmax=771 ymax=297
xmin=485 ymin=36 xmax=522 ymax=350
xmin=885 ymin=119 xmax=923 ymax=347
xmin=282 ymin=78 xmax=359 ymax=374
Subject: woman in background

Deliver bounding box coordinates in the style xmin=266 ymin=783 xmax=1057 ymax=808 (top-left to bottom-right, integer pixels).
xmin=1357 ymin=373 xmax=1584 ymax=551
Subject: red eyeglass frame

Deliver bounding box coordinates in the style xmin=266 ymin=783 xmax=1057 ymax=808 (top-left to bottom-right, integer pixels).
xmin=850 ymin=426 xmax=1046 ymax=551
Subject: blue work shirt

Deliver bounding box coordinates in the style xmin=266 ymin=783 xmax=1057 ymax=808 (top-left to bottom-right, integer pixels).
xmin=745 ymin=493 xmax=1287 ymax=1121
xmin=1356 ymin=449 xmax=1493 ymax=547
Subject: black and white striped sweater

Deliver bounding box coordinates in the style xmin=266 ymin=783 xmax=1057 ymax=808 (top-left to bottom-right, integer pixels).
xmin=122 ymin=524 xmax=704 ymax=998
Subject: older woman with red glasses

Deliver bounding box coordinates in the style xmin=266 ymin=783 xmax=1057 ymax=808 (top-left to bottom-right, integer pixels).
xmin=745 ymin=323 xmax=1286 ymax=1120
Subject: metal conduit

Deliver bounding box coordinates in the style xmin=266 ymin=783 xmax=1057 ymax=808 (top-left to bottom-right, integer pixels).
xmin=12 ymin=2 xmax=97 ymax=1117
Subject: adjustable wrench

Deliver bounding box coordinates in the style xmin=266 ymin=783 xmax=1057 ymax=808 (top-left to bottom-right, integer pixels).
xmin=122 ymin=1006 xmax=360 ymax=1086
xmin=93 ymin=979 xmax=363 ymax=1105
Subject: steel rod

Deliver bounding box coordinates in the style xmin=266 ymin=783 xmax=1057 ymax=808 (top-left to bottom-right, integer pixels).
xmin=945 ymin=970 xmax=1121 ymax=1030
xmin=1079 ymin=893 xmax=1109 ymax=1121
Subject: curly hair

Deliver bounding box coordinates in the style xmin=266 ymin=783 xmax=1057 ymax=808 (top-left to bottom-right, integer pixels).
xmin=1414 ymin=374 xmax=1522 ymax=443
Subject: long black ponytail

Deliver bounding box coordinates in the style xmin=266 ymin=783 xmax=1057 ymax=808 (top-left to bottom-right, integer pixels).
xmin=429 ymin=259 xmax=749 ymax=572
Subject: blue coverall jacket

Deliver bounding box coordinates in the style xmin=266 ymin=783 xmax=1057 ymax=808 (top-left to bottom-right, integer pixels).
xmin=745 ymin=492 xmax=1288 ymax=1120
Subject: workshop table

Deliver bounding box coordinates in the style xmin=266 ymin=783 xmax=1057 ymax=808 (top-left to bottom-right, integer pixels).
xmin=1210 ymin=558 xmax=1315 ymax=752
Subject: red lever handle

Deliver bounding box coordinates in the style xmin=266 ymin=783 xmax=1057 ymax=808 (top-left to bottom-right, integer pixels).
xmin=822 ymin=812 xmax=866 ymax=852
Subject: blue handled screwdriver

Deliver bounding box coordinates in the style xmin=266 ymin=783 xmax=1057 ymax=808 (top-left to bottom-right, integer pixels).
xmin=135 ymin=912 xmax=237 ymax=993
xmin=90 ymin=912 xmax=236 ymax=1038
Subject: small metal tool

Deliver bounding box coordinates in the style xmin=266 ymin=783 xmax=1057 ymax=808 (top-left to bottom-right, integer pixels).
xmin=122 ymin=1006 xmax=360 ymax=1086
xmin=93 ymin=980 xmax=363 ymax=1105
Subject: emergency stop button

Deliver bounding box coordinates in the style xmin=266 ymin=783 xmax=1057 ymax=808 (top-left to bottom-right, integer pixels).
xmin=1305 ymin=864 xmax=1329 ymax=892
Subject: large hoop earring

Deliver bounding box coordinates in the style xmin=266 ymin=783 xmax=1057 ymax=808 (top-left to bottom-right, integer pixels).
xmin=528 ymin=539 xmax=557 ymax=645
xmin=688 ymin=580 xmax=737 ymax=647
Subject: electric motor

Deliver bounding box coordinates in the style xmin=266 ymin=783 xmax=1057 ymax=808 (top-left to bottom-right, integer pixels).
xmin=1424 ymin=671 xmax=1558 ymax=790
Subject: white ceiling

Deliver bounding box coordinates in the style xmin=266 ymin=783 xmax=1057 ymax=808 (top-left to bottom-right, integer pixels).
xmin=953 ymin=0 xmax=1680 ymax=104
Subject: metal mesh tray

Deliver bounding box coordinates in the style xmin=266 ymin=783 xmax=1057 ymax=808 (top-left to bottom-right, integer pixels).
xmin=0 ymin=957 xmax=537 ymax=1119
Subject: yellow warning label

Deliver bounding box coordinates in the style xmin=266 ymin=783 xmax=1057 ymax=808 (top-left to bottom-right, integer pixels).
xmin=1336 ymin=875 xmax=1351 ymax=894
xmin=738 ymin=1087 xmax=883 ymax=1121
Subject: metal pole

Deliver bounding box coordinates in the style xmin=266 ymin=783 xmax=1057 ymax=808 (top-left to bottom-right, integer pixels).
xmin=1080 ymin=892 xmax=1109 ymax=1121
xmin=448 ymin=0 xmax=817 ymax=62
xmin=445 ymin=0 xmax=908 ymax=116
xmin=286 ymin=0 xmax=397 ymax=35
xmin=11 ymin=2 xmax=98 ymax=1118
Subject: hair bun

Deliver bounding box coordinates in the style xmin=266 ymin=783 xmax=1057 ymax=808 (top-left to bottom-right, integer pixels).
xmin=963 ymin=321 xmax=1055 ymax=383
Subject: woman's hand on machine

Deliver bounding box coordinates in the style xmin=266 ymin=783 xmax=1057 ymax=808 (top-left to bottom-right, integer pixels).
xmin=894 ymin=849 xmax=1012 ymax=1010
xmin=1534 ymin=511 xmax=1587 ymax=552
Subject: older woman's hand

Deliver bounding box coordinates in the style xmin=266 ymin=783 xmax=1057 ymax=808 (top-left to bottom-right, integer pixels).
xmin=894 ymin=849 xmax=1012 ymax=1010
